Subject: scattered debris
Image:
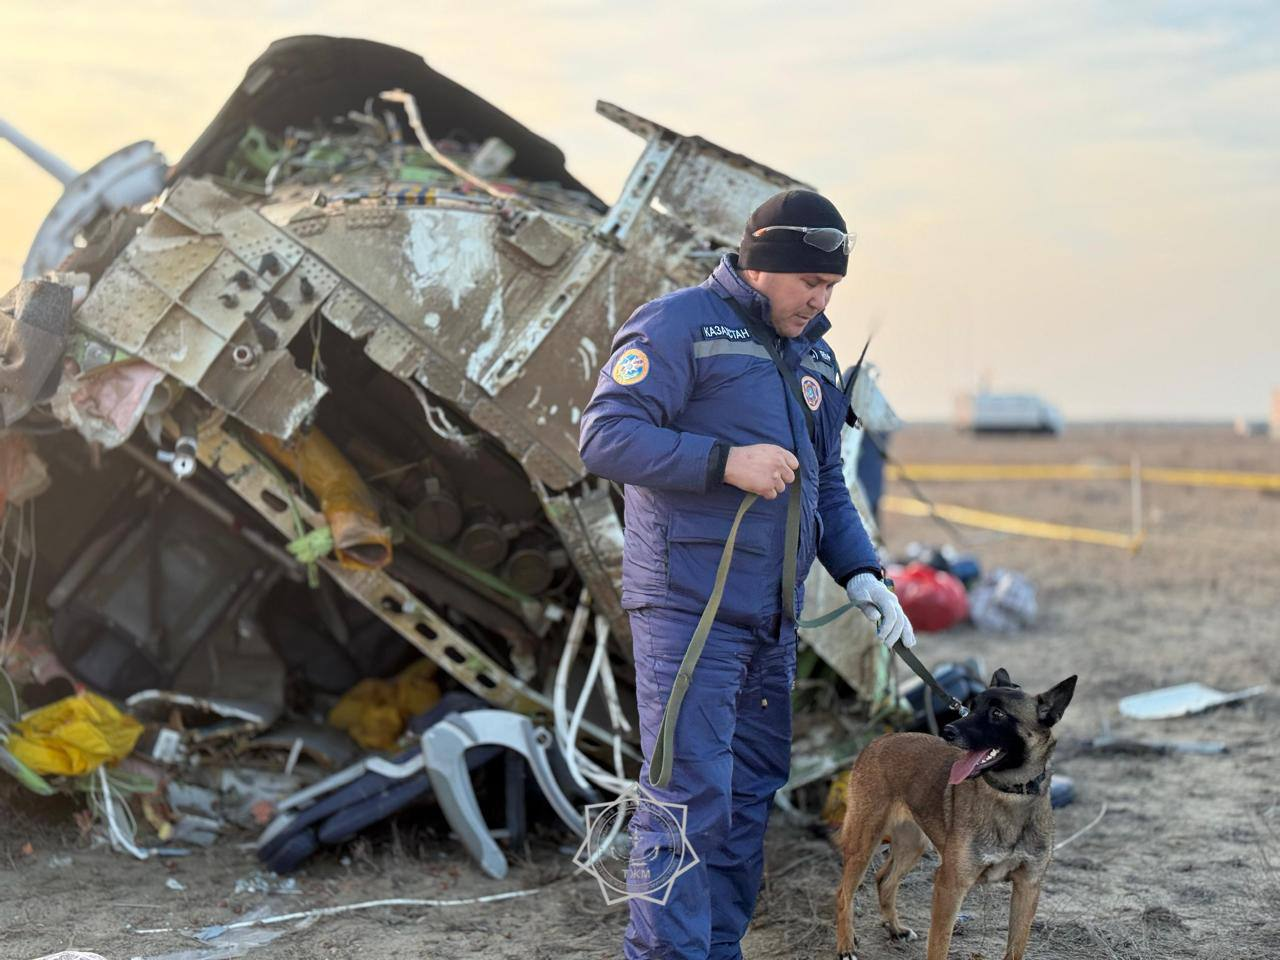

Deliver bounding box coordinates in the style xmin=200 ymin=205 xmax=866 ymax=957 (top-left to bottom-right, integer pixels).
xmin=1118 ymin=682 xmax=1268 ymax=720
xmin=884 ymin=561 xmax=968 ymax=633
xmin=1050 ymin=773 xmax=1076 ymax=809
xmin=1081 ymin=732 xmax=1229 ymax=756
xmin=232 ymin=871 xmax=298 ymax=896
xmin=132 ymin=888 xmax=547 ymax=942
xmin=131 ymin=905 xmax=289 ymax=960
xmin=0 ymin=34 xmax=923 ymax=895
xmin=1054 ymin=802 xmax=1108 ymax=852
xmin=164 ymin=877 xmax=186 ymax=892
xmin=968 ymin=568 xmax=1039 ymax=632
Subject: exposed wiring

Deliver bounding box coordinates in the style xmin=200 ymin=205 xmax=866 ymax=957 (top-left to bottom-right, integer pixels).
xmin=380 ymin=89 xmax=520 ymax=205
xmin=0 ymin=499 xmax=37 ymax=665
xmin=132 ymin=887 xmax=547 ymax=938
xmin=565 ymin=614 xmax=609 ymax=781
xmin=1055 ymin=802 xmax=1108 ymax=852
xmin=403 ymin=379 xmax=482 ymax=450
xmin=553 ymin=590 xmax=596 ymax=796
xmin=93 ymin=766 xmax=149 ymax=860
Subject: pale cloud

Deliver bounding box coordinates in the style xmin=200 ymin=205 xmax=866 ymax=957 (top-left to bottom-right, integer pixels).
xmin=0 ymin=1 xmax=1275 ymax=419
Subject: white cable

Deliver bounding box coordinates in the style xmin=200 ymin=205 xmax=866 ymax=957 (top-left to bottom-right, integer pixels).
xmin=379 ymin=89 xmax=520 ymax=205
xmin=404 ymin=378 xmax=480 ymax=448
xmin=552 ymin=596 xmax=631 ymax=795
xmin=553 ymin=590 xmax=594 ymax=795
xmin=132 ymin=888 xmax=544 ymax=937
xmin=566 ymin=613 xmax=607 ymax=762
xmin=97 ymin=766 xmax=149 ymax=860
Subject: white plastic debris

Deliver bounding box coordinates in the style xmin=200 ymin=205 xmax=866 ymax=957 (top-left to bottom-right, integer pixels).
xmin=1118 ymin=682 xmax=1268 ymax=720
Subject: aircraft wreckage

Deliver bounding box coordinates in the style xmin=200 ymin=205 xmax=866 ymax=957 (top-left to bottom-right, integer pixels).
xmin=0 ymin=37 xmax=903 ymax=872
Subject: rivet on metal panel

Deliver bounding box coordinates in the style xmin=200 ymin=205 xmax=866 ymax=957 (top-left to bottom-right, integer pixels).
xmin=231 ymin=343 xmax=259 ymax=370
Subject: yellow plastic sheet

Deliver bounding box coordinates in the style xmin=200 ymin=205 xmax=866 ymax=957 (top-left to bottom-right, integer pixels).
xmin=7 ymin=692 xmax=144 ymax=776
xmin=328 ymin=659 xmax=442 ymax=750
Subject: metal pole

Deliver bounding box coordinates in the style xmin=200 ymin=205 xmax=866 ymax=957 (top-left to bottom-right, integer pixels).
xmin=1130 ymin=452 xmax=1142 ymax=542
xmin=0 ymin=118 xmax=79 ymax=186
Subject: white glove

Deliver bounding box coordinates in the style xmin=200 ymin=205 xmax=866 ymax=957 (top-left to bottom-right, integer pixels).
xmin=846 ymin=573 xmax=917 ymax=648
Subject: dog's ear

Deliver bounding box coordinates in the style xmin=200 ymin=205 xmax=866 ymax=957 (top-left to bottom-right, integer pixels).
xmin=1036 ymin=676 xmax=1077 ymax=727
xmin=989 ymin=668 xmax=1018 ymax=689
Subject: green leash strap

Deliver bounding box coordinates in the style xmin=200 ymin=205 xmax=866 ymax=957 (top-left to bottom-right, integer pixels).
xmin=796 ymin=600 xmax=858 ymax=629
xmin=648 ymin=460 xmax=804 ymax=789
xmin=649 ymin=492 xmax=758 ymax=788
xmin=797 ymin=593 xmax=971 ymax=719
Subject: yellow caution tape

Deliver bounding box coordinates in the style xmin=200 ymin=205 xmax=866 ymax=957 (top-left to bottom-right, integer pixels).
xmin=888 ymin=463 xmax=1280 ymax=491
xmin=1137 ymin=467 xmax=1280 ymax=491
xmin=881 ymin=495 xmax=1143 ymax=551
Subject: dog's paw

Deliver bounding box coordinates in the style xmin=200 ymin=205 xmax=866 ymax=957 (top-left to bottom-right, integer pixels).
xmin=837 ymin=953 xmax=858 ymax=960
xmin=882 ymin=921 xmax=918 ymax=942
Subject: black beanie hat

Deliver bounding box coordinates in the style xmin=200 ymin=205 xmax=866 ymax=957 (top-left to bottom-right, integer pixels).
xmin=738 ymin=189 xmax=850 ymax=276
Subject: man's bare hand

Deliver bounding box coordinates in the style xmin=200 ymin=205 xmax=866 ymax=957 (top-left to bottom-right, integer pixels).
xmin=723 ymin=444 xmax=799 ymax=499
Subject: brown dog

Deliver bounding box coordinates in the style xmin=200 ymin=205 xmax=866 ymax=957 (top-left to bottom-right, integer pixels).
xmin=834 ymin=668 xmax=1076 ymax=960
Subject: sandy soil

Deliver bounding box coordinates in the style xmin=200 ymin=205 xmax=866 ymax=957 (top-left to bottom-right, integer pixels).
xmin=2 ymin=424 xmax=1277 ymax=960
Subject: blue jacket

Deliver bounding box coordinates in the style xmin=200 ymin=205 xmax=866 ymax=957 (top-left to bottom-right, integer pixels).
xmin=579 ymin=255 xmax=880 ymax=635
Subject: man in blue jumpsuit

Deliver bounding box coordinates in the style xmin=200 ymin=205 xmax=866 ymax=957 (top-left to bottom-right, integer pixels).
xmin=579 ymin=190 xmax=917 ymax=959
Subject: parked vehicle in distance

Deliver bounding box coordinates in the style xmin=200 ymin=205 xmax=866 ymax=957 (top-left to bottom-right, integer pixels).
xmin=954 ymin=391 xmax=1064 ymax=435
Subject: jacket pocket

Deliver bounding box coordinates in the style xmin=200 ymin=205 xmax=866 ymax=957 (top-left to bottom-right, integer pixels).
xmin=621 ymin=518 xmax=668 ymax=606
xmin=665 ymin=509 xmax=775 ymax=625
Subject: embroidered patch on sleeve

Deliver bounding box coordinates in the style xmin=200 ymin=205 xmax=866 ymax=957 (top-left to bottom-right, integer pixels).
xmin=611 ymin=347 xmax=650 ymax=385
xmin=800 ymin=374 xmax=823 ymax=411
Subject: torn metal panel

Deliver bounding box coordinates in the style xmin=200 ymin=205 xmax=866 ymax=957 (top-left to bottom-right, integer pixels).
xmin=244 ymin=722 xmax=359 ymax=770
xmin=466 ymin=103 xmax=810 ymax=484
xmin=194 ymin=423 xmax=629 ymax=757
xmin=0 ymin=279 xmax=73 ymax=427
xmin=74 ymin=178 xmax=330 ymax=438
xmin=536 ymin=483 xmax=629 ymax=648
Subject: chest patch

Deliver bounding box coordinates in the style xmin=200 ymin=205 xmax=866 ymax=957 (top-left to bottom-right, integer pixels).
xmin=800 ymin=374 xmax=822 ymax=411
xmin=700 ymin=324 xmax=753 ymax=342
xmin=612 ymin=347 xmax=650 ymax=385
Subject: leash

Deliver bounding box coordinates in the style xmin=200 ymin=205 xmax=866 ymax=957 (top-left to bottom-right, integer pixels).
xmin=647 ymin=294 xmax=964 ymax=789
xmin=648 ymin=489 xmax=966 ymax=788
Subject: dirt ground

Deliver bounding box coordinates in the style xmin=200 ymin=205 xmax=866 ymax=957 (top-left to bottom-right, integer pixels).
xmin=2 ymin=423 xmax=1277 ymax=960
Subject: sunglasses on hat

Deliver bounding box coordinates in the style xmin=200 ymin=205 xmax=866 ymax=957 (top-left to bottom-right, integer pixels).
xmin=751 ymin=225 xmax=856 ymax=255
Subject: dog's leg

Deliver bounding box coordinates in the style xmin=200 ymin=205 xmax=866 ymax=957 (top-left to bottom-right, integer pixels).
xmin=834 ymin=796 xmax=886 ymax=959
xmin=925 ymin=859 xmax=972 ymax=960
xmin=875 ymin=820 xmax=927 ymax=943
xmin=1003 ymin=865 xmax=1043 ymax=960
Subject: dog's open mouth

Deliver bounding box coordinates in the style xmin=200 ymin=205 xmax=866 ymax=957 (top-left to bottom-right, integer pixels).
xmin=948 ymin=747 xmax=1005 ymax=785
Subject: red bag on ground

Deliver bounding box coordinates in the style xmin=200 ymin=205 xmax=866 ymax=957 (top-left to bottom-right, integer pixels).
xmin=885 ymin=562 xmax=969 ymax=632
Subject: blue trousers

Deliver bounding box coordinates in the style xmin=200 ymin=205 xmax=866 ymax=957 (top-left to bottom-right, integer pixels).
xmin=623 ymin=607 xmax=796 ymax=960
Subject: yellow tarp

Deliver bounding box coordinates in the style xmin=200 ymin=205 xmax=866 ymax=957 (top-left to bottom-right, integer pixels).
xmin=328 ymin=659 xmax=441 ymax=750
xmin=7 ymin=692 xmax=143 ymax=776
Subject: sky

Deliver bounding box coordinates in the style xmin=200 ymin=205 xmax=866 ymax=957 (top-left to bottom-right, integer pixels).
xmin=1 ymin=1 xmax=1276 ymax=421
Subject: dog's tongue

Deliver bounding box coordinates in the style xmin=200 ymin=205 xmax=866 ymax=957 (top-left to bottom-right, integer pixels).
xmin=949 ymin=749 xmax=987 ymax=785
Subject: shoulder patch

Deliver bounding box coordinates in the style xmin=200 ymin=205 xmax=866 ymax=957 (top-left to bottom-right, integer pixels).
xmin=611 ymin=347 xmax=650 ymax=385
xmin=800 ymin=374 xmax=822 ymax=411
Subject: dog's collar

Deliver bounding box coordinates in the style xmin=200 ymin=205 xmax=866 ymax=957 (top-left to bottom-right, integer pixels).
xmin=981 ymin=769 xmax=1048 ymax=796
